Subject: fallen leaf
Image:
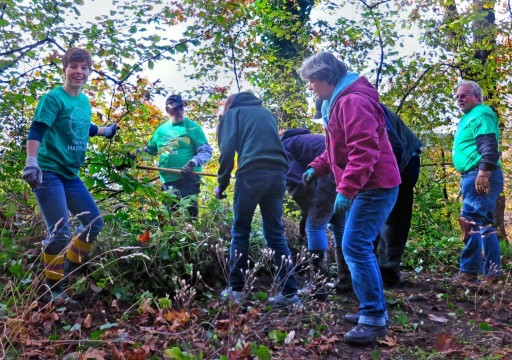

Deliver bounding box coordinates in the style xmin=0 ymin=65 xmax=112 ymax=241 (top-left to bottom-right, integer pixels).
xmin=435 ymin=333 xmax=461 ymax=353
xmin=83 ymin=347 xmax=107 ymax=360
xmin=139 ymin=298 xmax=155 ymax=315
xmin=138 ymin=230 xmax=150 ymax=243
xmin=108 ymin=342 xmax=125 ymax=360
xmin=228 ymin=343 xmax=251 ymax=359
xmin=377 ymin=335 xmax=397 ymax=347
xmin=284 ymin=330 xmax=295 ymax=345
xmin=428 ymin=314 xmax=449 ymax=323
xmin=84 ymin=314 xmax=93 ymax=329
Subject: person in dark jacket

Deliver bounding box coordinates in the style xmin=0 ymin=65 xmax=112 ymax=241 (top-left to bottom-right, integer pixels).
xmin=280 ymin=127 xmax=348 ymax=295
xmin=216 ymin=92 xmax=301 ymax=309
xmin=375 ymin=105 xmax=422 ymax=286
xmin=298 ymin=52 xmax=400 ymax=344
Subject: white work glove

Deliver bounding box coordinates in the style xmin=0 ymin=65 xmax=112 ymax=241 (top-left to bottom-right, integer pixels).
xmin=22 ymin=156 xmax=42 ymax=188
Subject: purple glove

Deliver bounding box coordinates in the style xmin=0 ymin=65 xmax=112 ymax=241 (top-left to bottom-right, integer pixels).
xmin=215 ymin=186 xmax=227 ymax=199
xmin=104 ymin=124 xmax=118 ymax=139
xmin=181 ymin=160 xmax=195 ymax=176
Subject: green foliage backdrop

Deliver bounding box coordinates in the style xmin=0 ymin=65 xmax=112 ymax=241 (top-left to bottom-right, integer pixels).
xmin=1 ymin=0 xmax=512 ymax=298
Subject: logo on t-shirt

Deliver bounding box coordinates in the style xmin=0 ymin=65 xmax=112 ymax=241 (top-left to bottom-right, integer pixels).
xmin=160 ymin=129 xmax=190 ymax=156
xmin=69 ymin=107 xmax=90 ymax=140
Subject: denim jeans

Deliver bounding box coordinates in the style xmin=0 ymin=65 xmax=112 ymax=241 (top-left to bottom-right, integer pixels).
xmin=342 ymin=187 xmax=398 ymax=327
xmin=376 ymin=155 xmax=420 ymax=283
xmin=305 ymin=174 xmax=345 ymax=250
xmin=34 ymin=172 xmax=104 ymax=255
xmin=460 ymin=168 xmax=503 ymax=275
xmin=163 ymin=175 xmax=201 ymax=219
xmin=230 ymin=170 xmax=298 ymax=296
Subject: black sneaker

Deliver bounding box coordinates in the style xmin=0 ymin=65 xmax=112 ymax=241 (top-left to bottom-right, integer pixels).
xmin=344 ymin=324 xmax=388 ymax=344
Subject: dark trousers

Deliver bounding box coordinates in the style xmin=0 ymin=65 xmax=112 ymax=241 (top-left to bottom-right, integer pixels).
xmin=163 ymin=175 xmax=201 ymax=219
xmin=376 ymin=155 xmax=420 ymax=284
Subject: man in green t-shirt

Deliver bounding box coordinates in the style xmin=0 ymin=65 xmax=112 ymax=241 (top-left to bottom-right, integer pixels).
xmin=146 ymin=94 xmax=212 ymax=219
xmin=452 ymin=80 xmax=503 ymax=283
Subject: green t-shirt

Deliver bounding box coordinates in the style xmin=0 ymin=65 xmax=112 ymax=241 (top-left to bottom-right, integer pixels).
xmin=34 ymin=86 xmax=92 ymax=179
xmin=146 ymin=117 xmax=208 ymax=183
xmin=452 ymin=104 xmax=500 ymax=173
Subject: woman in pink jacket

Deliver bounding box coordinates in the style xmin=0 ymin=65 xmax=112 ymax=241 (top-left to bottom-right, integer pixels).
xmin=298 ymin=52 xmax=400 ymax=344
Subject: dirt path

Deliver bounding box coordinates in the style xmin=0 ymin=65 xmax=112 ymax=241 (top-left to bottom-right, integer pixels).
xmin=13 ymin=270 xmax=512 ymax=359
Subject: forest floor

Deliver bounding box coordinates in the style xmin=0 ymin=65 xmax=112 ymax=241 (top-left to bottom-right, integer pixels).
xmin=7 ymin=265 xmax=512 ymax=360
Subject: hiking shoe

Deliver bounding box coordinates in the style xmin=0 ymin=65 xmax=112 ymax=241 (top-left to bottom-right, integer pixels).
xmin=268 ymin=294 xmax=303 ymax=309
xmin=344 ymin=313 xmax=360 ymax=325
xmin=220 ymin=288 xmax=244 ymax=305
xmin=452 ymin=272 xmax=479 ymax=284
xmin=344 ymin=324 xmax=388 ymax=344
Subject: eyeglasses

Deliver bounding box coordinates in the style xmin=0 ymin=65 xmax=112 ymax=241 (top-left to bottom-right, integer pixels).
xmin=455 ymin=93 xmax=475 ymax=100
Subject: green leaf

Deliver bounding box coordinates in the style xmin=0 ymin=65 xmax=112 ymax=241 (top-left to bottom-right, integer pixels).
xmin=251 ymin=344 xmax=271 ymax=360
xmin=164 ymin=347 xmax=195 ymax=360
xmin=479 ymin=322 xmax=492 ymax=332
xmin=269 ymin=330 xmax=286 ymax=344
xmin=90 ymin=329 xmax=105 ymax=340
xmin=175 ymin=43 xmax=188 ymax=53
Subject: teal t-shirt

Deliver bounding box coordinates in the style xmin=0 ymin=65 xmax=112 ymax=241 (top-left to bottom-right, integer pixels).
xmin=146 ymin=117 xmax=208 ymax=183
xmin=452 ymin=104 xmax=500 ymax=173
xmin=34 ymin=86 xmax=92 ymax=179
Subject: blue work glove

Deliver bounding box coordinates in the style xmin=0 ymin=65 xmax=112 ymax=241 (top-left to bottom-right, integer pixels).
xmin=333 ymin=193 xmax=352 ymax=214
xmin=215 ymin=186 xmax=227 ymax=199
xmin=302 ymin=168 xmax=316 ymax=184
xmin=103 ymin=124 xmax=118 ymax=139
xmin=181 ymin=160 xmax=196 ymax=177
xmin=22 ymin=156 xmax=42 ymax=188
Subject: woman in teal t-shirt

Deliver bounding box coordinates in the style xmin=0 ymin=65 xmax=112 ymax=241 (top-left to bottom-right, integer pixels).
xmin=22 ymin=48 xmax=118 ymax=304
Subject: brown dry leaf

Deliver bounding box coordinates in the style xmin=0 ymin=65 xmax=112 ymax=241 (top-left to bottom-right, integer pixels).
xmin=142 ymin=335 xmax=159 ymax=352
xmin=108 ymin=342 xmax=125 ymax=360
xmin=139 ymin=298 xmax=156 ymax=315
xmin=435 ymin=333 xmax=461 ymax=353
xmin=492 ymin=348 xmax=512 ymax=356
xmin=228 ymin=342 xmax=251 ymax=359
xmin=163 ymin=309 xmax=189 ymax=323
xmin=306 ymin=335 xmax=339 ymax=354
xmin=125 ymin=348 xmax=147 ymax=360
xmin=428 ymin=314 xmax=449 ymax=323
xmin=83 ymin=314 xmax=93 ymax=329
xmin=111 ymin=299 xmax=120 ymax=312
xmin=25 ymin=348 xmax=44 ymax=357
xmin=83 ymin=347 xmax=107 ymax=360
xmin=377 ymin=335 xmax=397 ymax=347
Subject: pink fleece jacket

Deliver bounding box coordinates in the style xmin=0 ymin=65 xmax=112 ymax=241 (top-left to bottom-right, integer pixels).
xmin=309 ymin=77 xmax=401 ymax=199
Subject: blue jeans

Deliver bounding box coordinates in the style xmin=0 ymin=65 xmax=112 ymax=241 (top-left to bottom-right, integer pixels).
xmin=460 ymin=168 xmax=503 ymax=275
xmin=305 ymin=174 xmax=345 ymax=250
xmin=163 ymin=175 xmax=201 ymax=219
xmin=342 ymin=187 xmax=398 ymax=327
xmin=230 ymin=170 xmax=298 ymax=296
xmin=34 ymin=172 xmax=104 ymax=255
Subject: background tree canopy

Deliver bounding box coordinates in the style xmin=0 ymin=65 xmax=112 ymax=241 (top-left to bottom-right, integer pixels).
xmin=2 ymin=0 xmax=511 ymax=235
